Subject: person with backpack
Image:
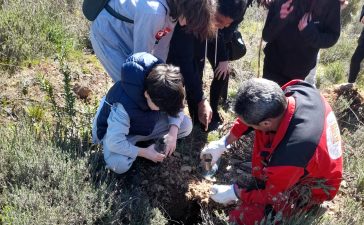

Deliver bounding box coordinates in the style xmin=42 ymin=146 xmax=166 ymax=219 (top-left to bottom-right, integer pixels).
xmin=262 ymin=0 xmax=341 ymax=86
xmin=92 ymin=52 xmax=192 ymax=174
xmin=167 ymin=0 xmax=248 ymax=131
xmin=348 ymin=5 xmax=364 ymax=83
xmin=89 ymin=0 xmax=216 ymax=82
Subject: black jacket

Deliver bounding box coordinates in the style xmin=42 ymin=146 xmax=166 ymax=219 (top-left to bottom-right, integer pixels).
xmin=167 ymin=24 xmax=205 ymax=104
xmin=262 ymin=0 xmax=341 ymax=82
xmin=167 ymin=14 xmax=245 ymax=104
xmin=360 ymin=5 xmax=364 ymax=21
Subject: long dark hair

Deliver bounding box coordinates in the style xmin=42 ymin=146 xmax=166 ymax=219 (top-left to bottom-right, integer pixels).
xmin=167 ymin=0 xmax=217 ymax=39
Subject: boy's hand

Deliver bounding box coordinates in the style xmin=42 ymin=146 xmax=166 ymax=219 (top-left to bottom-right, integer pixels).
xmin=280 ymin=0 xmax=294 ymax=19
xmin=164 ymin=125 xmax=178 ymax=156
xmin=139 ymin=144 xmax=165 ymax=162
xmin=361 ymin=16 xmax=364 ymax=24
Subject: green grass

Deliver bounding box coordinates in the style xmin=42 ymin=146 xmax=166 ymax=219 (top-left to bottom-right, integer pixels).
xmin=0 ymin=0 xmax=89 ymax=72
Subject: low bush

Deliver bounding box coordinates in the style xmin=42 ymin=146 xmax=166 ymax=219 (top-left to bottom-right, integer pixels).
xmin=0 ymin=0 xmax=89 ymax=72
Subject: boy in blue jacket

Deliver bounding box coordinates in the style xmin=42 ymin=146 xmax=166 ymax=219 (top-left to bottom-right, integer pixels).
xmin=92 ymin=52 xmax=192 ymax=174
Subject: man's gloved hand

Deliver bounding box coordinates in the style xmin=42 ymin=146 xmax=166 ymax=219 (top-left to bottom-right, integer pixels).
xmin=210 ymin=184 xmax=238 ymax=205
xmin=200 ymin=136 xmax=228 ymax=165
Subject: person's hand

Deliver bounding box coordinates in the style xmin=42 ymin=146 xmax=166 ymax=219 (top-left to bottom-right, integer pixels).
xmin=298 ymin=13 xmax=311 ymax=31
xmin=215 ymin=61 xmax=229 ymax=80
xmin=361 ymin=16 xmax=364 ymax=25
xmin=200 ymin=136 xmax=227 ymax=165
xmin=198 ymin=99 xmax=213 ymax=131
xmin=164 ymin=125 xmax=178 ymax=156
xmin=139 ymin=144 xmax=165 ymax=163
xmin=260 ymin=0 xmax=274 ymax=8
xmin=210 ymin=184 xmax=238 ymax=205
xmin=340 ymin=0 xmax=348 ymax=10
xmin=280 ymin=0 xmax=294 ymax=19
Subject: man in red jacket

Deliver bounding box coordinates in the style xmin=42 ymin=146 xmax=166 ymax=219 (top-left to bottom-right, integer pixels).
xmin=201 ymin=78 xmax=343 ymax=225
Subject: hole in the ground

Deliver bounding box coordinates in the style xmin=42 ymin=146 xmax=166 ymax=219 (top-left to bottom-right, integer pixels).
xmin=166 ymin=199 xmax=202 ymax=225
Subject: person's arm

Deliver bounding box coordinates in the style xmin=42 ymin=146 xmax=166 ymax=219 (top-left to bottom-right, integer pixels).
xmin=164 ymin=111 xmax=185 ymax=156
xmin=167 ymin=27 xmax=204 ymax=105
xmin=262 ymin=0 xmax=293 ymax=43
xmin=230 ymin=118 xmax=253 ymax=139
xmin=200 ymin=118 xmax=250 ymax=165
xmin=360 ymin=5 xmax=364 ymax=21
xmin=133 ymin=11 xmax=166 ymax=57
xmin=299 ymin=2 xmax=341 ymax=49
xmin=168 ymin=111 xmax=184 ymax=129
xmin=215 ymin=30 xmax=229 ymax=63
xmin=236 ymin=165 xmax=304 ymax=205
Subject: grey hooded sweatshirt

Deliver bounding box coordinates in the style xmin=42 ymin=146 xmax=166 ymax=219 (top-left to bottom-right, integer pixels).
xmin=90 ymin=0 xmax=176 ymax=82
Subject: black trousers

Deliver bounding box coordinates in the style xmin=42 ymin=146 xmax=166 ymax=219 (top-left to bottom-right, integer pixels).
xmin=349 ymin=28 xmax=364 ymax=83
xmin=198 ymin=42 xmax=229 ymax=121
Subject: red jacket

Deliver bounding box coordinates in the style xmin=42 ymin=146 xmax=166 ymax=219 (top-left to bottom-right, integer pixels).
xmin=230 ymin=80 xmax=343 ymax=208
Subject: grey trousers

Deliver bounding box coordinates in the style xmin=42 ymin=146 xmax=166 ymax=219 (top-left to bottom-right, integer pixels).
xmin=105 ymin=113 xmax=192 ymax=174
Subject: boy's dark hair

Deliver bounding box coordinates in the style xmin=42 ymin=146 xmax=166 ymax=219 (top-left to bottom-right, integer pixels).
xmin=218 ymin=0 xmax=248 ymax=21
xmin=167 ymin=0 xmax=216 ymax=39
xmin=145 ymin=64 xmax=185 ymax=117
xmin=233 ymin=78 xmax=287 ymax=125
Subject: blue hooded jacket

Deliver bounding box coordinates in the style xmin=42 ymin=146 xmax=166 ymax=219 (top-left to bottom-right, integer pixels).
xmin=96 ymin=52 xmax=163 ymax=140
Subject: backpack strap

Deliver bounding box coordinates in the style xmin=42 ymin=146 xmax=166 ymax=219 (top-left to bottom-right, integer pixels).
xmin=104 ymin=0 xmax=167 ymax=24
xmin=105 ymin=4 xmax=134 ymax=23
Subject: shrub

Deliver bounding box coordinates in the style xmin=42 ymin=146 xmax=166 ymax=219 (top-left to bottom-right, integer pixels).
xmin=0 ymin=122 xmax=110 ymax=224
xmin=317 ymin=61 xmax=346 ymax=88
xmin=0 ymin=0 xmax=89 ymax=72
xmin=341 ymin=0 xmax=362 ymax=28
xmin=320 ymin=37 xmax=356 ymax=66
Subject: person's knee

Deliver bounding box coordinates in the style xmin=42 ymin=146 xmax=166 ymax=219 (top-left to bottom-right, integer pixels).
xmin=105 ymin=155 xmax=134 ymax=174
xmin=178 ymin=115 xmax=193 ymax=138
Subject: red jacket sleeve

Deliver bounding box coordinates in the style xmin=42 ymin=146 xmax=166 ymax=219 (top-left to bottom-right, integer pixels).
xmin=230 ymin=118 xmax=250 ymax=138
xmin=238 ymin=166 xmax=304 ymax=205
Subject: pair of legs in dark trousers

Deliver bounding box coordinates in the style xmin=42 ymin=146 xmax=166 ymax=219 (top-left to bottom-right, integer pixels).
xmin=349 ymin=29 xmax=364 ymax=83
xmin=197 ymin=42 xmax=230 ymax=123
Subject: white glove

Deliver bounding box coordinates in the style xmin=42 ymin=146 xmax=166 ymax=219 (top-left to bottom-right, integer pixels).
xmin=210 ymin=184 xmax=238 ymax=205
xmin=200 ymin=135 xmax=228 ymax=165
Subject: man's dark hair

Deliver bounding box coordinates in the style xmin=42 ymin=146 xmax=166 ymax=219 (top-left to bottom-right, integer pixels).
xmin=145 ymin=64 xmax=185 ymax=117
xmin=167 ymin=0 xmax=216 ymax=39
xmin=233 ymin=78 xmax=287 ymax=125
xmin=218 ymin=0 xmax=248 ymax=21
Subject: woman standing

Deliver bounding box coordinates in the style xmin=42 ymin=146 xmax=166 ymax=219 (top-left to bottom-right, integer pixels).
xmin=90 ymin=0 xmax=216 ymax=82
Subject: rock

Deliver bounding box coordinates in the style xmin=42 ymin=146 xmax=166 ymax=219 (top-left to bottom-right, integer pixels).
xmin=181 ymin=165 xmax=192 ymax=173
xmin=183 ymin=156 xmax=190 ymax=161
xmin=236 ymin=169 xmax=244 ymax=174
xmin=334 ymin=83 xmax=355 ymax=92
xmin=162 ymin=171 xmax=169 ymax=177
xmin=73 ymin=83 xmax=92 ymax=100
xmin=141 ymin=180 xmax=149 ymax=185
xmin=341 ymin=180 xmax=348 ymax=189
xmin=173 ymin=152 xmax=181 ymax=158
xmin=155 ymin=185 xmax=165 ymax=192
xmin=230 ymin=158 xmax=243 ymax=165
